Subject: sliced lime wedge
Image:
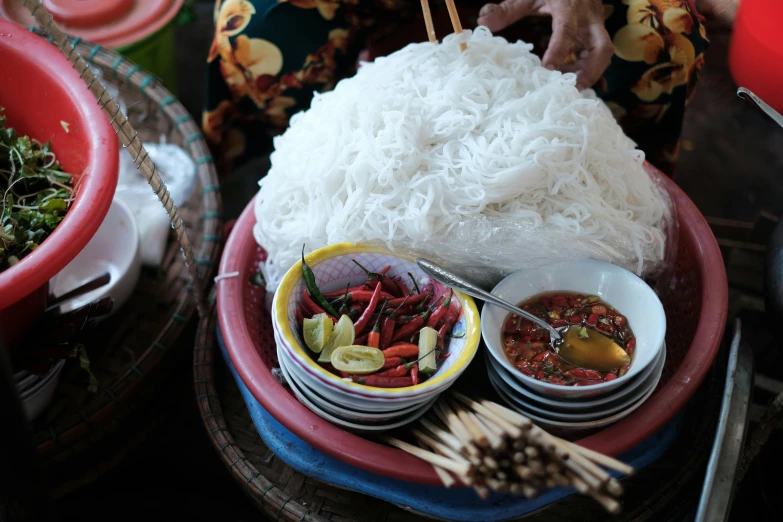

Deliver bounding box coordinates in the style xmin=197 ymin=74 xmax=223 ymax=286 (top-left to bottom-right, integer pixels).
xmin=303 ymin=313 xmax=333 ymax=353
xmin=330 ymin=345 xmax=385 ymax=375
xmin=318 ymin=314 xmax=354 ymax=363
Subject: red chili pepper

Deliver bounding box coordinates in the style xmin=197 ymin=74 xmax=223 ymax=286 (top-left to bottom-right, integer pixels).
xmin=552 ymin=296 xmax=569 ymax=308
xmin=393 ymin=277 xmax=410 ymax=297
xmin=411 ymin=365 xmax=419 ymax=385
xmin=427 ymin=289 xmax=453 ymax=328
xmin=604 ymin=373 xmax=617 ymax=382
xmin=438 ymin=353 xmax=451 ymax=359
xmin=387 ymin=293 xmax=427 ymax=309
xmin=549 ymin=376 xmax=565 ymax=385
xmin=382 ymin=343 xmax=420 ymax=358
xmin=597 ymin=323 xmax=615 ymax=335
xmin=391 ymin=311 xmax=430 ymax=343
xmin=382 ymin=356 xmax=404 ymax=369
xmin=550 ymin=319 xmax=568 ymax=328
xmin=437 ymin=323 xmax=448 ymax=350
xmin=614 ymin=315 xmax=627 ymax=327
xmin=323 ymin=284 xmax=370 ymax=298
xmin=591 ymin=305 xmax=607 ymax=315
xmin=354 ymin=283 xmax=382 ymax=335
xmin=355 ymin=375 xmax=413 ymax=388
xmin=339 ymin=371 xmax=352 ymax=378
xmin=380 ymin=276 xmax=400 ymax=297
xmin=586 ymin=313 xmax=599 ymax=326
xmin=367 ymin=300 xmax=388 ymax=348
xmin=535 ymin=370 xmax=547 ymax=380
xmin=584 ymin=369 xmax=603 ymax=380
xmin=570 ymin=368 xmax=603 ymax=380
xmin=341 ymin=290 xmax=395 ymax=303
xmin=295 ymin=307 xmax=304 ymax=324
xmin=626 ymin=338 xmax=636 ymax=355
xmin=569 ymin=315 xmax=581 ymax=324
xmin=355 ymin=332 xmax=369 ymax=346
xmin=532 ymin=351 xmax=551 ymax=363
xmin=302 ymin=290 xmax=337 ymax=322
xmin=377 ymin=365 xmax=409 ymax=377
xmin=380 ymin=317 xmax=395 ymax=350
xmin=380 ymin=295 xmax=412 ymax=349
xmin=618 ymin=364 xmax=630 ymax=377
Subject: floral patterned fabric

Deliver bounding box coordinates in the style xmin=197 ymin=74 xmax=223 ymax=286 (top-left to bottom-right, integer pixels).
xmin=203 ymin=0 xmax=708 ymax=177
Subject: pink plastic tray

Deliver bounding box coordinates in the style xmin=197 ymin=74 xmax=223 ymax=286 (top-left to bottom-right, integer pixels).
xmin=218 ymin=163 xmax=728 ymax=484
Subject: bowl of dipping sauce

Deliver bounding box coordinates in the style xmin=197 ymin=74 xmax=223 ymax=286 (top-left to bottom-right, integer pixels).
xmin=481 ymin=259 xmax=666 ymax=399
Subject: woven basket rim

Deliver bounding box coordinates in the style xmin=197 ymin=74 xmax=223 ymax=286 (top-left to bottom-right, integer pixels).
xmin=31 ymin=35 xmax=222 ymax=460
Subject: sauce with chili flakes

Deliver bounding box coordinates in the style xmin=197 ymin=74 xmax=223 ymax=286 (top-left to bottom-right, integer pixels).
xmin=502 ymin=292 xmax=636 ymax=386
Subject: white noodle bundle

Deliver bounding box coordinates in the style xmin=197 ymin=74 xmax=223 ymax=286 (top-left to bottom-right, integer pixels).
xmin=254 ymin=28 xmax=673 ymax=291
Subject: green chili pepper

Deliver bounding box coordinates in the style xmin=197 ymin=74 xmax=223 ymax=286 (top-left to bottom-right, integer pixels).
xmin=301 ymin=245 xmax=338 ymax=317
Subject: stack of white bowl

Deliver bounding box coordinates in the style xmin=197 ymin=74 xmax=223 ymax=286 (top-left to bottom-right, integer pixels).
xmin=13 ymin=361 xmax=65 ymax=421
xmin=481 ymin=260 xmax=667 ymax=435
xmin=271 ymin=245 xmax=481 ymax=432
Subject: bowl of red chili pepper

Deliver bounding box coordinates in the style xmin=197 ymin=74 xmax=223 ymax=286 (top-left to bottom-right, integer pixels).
xmin=481 ymin=259 xmax=666 ymax=400
xmin=271 ymin=243 xmax=481 ymax=412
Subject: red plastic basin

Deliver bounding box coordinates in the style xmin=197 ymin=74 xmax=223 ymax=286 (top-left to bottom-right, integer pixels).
xmin=0 ymin=20 xmax=119 ymax=348
xmin=218 ymin=163 xmax=727 ymax=484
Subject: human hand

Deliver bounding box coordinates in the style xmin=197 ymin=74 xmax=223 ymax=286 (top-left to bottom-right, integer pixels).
xmin=478 ymin=0 xmax=614 ymax=90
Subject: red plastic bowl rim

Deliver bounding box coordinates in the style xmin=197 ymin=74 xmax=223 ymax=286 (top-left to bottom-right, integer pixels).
xmin=0 ymin=22 xmax=119 ymax=310
xmin=218 ymin=167 xmax=728 ymax=484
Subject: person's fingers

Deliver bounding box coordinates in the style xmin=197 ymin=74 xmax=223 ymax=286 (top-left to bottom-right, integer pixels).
xmin=541 ymin=5 xmax=579 ymax=70
xmin=478 ymin=0 xmax=540 ymax=33
xmin=575 ymin=23 xmax=614 ymax=89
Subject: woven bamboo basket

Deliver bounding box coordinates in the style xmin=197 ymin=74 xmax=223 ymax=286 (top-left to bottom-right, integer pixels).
xmin=195 ymin=290 xmax=727 ymax=521
xmin=19 ymin=32 xmax=221 ymax=493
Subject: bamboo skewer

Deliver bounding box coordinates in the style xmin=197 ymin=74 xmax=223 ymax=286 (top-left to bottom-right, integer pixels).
xmin=382 ymin=436 xmax=471 ymax=477
xmin=386 ymin=392 xmax=633 ymax=514
xmin=419 ymin=0 xmax=437 ymax=42
xmin=563 ymin=440 xmax=635 ymax=476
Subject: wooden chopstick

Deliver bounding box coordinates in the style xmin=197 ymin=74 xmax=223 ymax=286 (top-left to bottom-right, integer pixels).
xmin=419 ymin=0 xmax=437 ymax=42
xmin=443 ymin=0 xmax=467 ymax=51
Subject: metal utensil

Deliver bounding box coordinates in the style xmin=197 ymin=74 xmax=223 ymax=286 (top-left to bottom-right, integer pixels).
xmin=45 ymin=272 xmax=111 ymax=313
xmin=737 ymin=87 xmax=783 ymax=129
xmin=416 ymin=258 xmax=563 ymax=342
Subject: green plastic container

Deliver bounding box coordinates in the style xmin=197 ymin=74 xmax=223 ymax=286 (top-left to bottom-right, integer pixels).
xmin=117 ymin=20 xmax=179 ymax=93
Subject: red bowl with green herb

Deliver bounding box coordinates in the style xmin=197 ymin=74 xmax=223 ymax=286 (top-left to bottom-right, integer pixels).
xmin=0 ymin=22 xmax=119 ymax=349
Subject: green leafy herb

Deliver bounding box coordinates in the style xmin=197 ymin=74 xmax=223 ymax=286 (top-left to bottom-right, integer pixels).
xmin=71 ymin=344 xmax=98 ymax=394
xmin=0 ymin=108 xmax=73 ymax=270
xmin=578 ymin=326 xmax=589 ymax=339
xmin=250 ymin=270 xmax=266 ymax=288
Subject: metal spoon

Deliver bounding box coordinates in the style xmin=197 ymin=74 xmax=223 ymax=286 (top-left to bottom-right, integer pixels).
xmin=415 ymin=258 xmax=563 ymax=342
xmin=737 ymin=87 xmax=783 ymax=129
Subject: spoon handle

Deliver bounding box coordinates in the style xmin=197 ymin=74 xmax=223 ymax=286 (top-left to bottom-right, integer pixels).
xmin=737 ymin=87 xmax=783 ymax=130
xmin=416 ymin=258 xmax=561 ymax=340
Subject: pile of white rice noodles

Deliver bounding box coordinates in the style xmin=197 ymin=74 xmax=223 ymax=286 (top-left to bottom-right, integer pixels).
xmin=254 ymin=27 xmax=674 ymax=291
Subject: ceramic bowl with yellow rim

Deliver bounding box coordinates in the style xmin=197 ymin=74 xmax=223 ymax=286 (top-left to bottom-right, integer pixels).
xmin=271 ymin=243 xmax=480 ymax=402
